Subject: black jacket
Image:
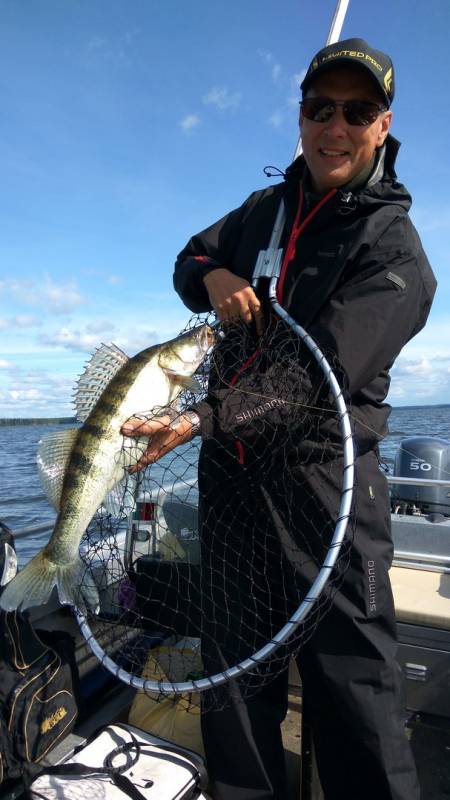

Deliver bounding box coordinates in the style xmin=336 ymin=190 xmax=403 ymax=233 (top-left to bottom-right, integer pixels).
xmin=173 ymin=136 xmax=436 ymax=455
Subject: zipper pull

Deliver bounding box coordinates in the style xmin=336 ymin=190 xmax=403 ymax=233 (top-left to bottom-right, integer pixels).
xmin=338 ymin=191 xmax=357 ymax=214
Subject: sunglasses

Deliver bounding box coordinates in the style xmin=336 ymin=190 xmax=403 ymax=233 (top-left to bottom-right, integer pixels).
xmin=300 ymin=96 xmax=387 ymax=126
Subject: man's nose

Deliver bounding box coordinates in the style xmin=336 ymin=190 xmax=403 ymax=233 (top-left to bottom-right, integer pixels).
xmin=323 ymin=107 xmax=348 ymax=135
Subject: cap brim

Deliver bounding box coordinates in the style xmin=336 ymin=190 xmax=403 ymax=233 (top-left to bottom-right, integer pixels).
xmin=301 ymin=59 xmax=391 ymax=108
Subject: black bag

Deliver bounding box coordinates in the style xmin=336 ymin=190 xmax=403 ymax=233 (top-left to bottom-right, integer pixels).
xmin=0 ymin=610 xmax=79 ymax=790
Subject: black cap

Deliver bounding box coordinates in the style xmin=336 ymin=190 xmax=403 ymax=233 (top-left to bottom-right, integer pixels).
xmin=301 ymin=37 xmax=395 ymax=108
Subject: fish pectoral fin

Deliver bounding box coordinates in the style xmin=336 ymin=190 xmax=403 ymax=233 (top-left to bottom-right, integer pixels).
xmin=75 ymin=343 xmax=129 ymax=422
xmin=37 ymin=428 xmax=80 ymax=510
xmin=167 ymin=374 xmax=201 ymax=392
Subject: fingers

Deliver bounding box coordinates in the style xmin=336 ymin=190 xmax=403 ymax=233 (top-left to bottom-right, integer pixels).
xmin=121 ymin=415 xmax=171 ymax=436
xmin=123 ymin=414 xmax=194 ymax=473
xmin=248 ymin=297 xmax=264 ymax=336
xmin=216 ymin=287 xmax=264 ymax=332
xmin=128 ymin=434 xmax=174 ymax=473
xmin=203 ymin=269 xmax=265 ymax=333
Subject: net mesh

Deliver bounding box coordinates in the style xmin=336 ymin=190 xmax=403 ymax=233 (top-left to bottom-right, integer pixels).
xmin=78 ymin=314 xmax=354 ymax=710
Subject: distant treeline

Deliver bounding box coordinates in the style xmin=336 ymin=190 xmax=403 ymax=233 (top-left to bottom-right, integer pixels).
xmin=0 ymin=418 xmax=76 ymax=426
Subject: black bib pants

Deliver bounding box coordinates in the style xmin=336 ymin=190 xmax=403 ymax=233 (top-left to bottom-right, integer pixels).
xmin=199 ymin=444 xmax=420 ymax=800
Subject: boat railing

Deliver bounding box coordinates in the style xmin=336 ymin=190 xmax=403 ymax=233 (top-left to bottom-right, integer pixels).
xmin=4 ymin=477 xmax=450 ymax=574
xmin=386 ymin=476 xmax=450 ymax=489
xmin=11 ymin=520 xmax=55 ymax=540
xmin=392 ymin=551 xmax=450 ymax=574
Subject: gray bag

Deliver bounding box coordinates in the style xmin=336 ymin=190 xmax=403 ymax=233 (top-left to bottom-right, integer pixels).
xmin=30 ymin=722 xmax=208 ymax=800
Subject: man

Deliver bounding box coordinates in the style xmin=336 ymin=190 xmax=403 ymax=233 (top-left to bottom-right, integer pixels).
xmin=123 ymin=39 xmax=436 ymax=799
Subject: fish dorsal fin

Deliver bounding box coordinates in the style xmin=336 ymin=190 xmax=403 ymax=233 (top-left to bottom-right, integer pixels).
xmin=37 ymin=428 xmax=80 ymax=510
xmin=74 ymin=343 xmax=129 ymax=422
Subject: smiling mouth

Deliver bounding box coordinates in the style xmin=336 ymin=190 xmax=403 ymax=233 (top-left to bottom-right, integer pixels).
xmin=319 ymin=148 xmax=349 ymax=158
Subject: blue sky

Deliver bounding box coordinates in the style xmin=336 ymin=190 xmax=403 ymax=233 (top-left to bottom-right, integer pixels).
xmin=1 ymin=0 xmax=449 ymax=416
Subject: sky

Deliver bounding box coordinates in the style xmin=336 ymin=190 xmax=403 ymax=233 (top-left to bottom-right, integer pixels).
xmin=1 ymin=0 xmax=449 ymax=417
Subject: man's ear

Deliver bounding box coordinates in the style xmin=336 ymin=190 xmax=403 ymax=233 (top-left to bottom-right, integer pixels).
xmin=377 ymin=110 xmax=393 ymax=147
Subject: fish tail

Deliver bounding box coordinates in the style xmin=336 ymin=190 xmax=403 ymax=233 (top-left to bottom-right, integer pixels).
xmin=0 ymin=552 xmax=100 ymax=614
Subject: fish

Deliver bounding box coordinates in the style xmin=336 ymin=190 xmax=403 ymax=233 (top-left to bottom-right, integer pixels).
xmin=0 ymin=324 xmax=213 ymax=614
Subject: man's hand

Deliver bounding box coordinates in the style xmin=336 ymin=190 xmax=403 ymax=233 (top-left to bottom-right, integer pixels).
xmin=203 ymin=268 xmax=264 ymax=335
xmin=121 ymin=414 xmax=193 ymax=473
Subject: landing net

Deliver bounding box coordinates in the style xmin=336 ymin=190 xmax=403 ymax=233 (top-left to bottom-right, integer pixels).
xmin=76 ymin=314 xmax=355 ymax=709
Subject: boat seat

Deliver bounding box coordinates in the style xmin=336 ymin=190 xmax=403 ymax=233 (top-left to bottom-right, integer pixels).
xmin=391 ymin=565 xmax=450 ymax=630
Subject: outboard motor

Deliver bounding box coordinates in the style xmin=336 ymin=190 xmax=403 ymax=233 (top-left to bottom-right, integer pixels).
xmin=0 ymin=521 xmax=17 ymax=589
xmin=391 ymin=436 xmax=450 ymax=516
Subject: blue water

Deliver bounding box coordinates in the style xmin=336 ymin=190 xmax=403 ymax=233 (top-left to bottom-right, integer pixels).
xmin=0 ymin=406 xmax=448 ymax=565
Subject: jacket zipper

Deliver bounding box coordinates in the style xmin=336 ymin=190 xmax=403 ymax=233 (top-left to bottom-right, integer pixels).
xmin=276 ymin=185 xmax=337 ymax=304
xmin=231 ymin=185 xmax=336 ymax=465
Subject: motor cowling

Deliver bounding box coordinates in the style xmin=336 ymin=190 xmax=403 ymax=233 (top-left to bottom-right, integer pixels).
xmin=391 ymin=436 xmax=450 ymax=515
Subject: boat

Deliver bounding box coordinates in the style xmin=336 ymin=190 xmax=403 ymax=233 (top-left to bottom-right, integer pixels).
xmin=1 ymin=0 xmax=447 ymax=795
xmin=1 ymin=431 xmax=449 ymax=800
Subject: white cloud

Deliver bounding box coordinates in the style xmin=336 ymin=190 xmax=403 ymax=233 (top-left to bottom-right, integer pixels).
xmin=258 ymin=49 xmax=274 ymax=66
xmin=9 ymin=388 xmax=41 ymax=402
xmin=288 ymin=70 xmax=306 ymax=107
xmin=38 ymin=321 xmax=160 ymax=356
xmin=88 ymin=36 xmax=107 ymax=52
xmin=0 ymin=366 xmax=76 ymax=417
xmin=42 ymin=278 xmax=85 ymax=314
xmin=40 ymin=327 xmax=102 ymax=352
xmin=0 ymin=314 xmax=41 ymax=330
xmin=257 ymin=50 xmax=282 ymax=85
xmin=268 ymin=110 xmax=283 ymax=129
xmin=107 ymin=275 xmax=122 ymax=285
xmin=0 ymin=360 xmax=13 ymax=369
xmin=16 ymin=314 xmax=39 ymax=327
xmin=179 ymin=114 xmax=201 ymax=133
xmin=85 ymin=29 xmax=140 ymax=67
xmin=86 ymin=320 xmax=116 ymax=335
xmin=399 ymin=318 xmax=450 ymax=360
xmin=394 ymin=357 xmax=435 ymax=377
xmin=389 ymin=352 xmax=450 ymax=405
xmin=272 ymin=64 xmax=282 ymax=83
xmin=1 ymin=277 xmax=85 ymax=315
xmin=202 ymin=87 xmax=241 ymax=111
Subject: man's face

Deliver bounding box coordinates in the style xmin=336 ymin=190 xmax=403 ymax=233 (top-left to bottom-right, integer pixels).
xmin=300 ymin=66 xmax=392 ymax=193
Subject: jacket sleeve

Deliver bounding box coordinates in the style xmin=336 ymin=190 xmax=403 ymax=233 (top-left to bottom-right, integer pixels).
xmin=190 ymin=216 xmax=436 ymax=448
xmin=308 ymin=216 xmax=437 ymax=397
xmin=192 ymin=358 xmax=316 ymax=444
xmin=173 ymin=193 xmax=259 ymax=312
xmin=188 ymin=326 xmax=328 ymax=453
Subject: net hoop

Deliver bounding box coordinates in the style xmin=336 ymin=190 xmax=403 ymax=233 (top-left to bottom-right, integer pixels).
xmin=76 ymin=311 xmax=355 ymax=696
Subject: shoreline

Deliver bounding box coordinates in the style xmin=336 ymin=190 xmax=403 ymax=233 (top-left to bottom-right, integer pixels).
xmin=0 ymin=417 xmax=76 ymax=427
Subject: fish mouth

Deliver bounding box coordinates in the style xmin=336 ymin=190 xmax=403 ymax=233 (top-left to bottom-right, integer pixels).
xmin=159 ymin=323 xmax=215 ymax=374
xmin=201 ymin=324 xmax=216 ymax=348
xmin=184 ymin=322 xmax=216 ymax=353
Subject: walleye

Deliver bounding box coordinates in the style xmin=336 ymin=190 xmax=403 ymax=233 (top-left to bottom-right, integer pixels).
xmin=0 ymin=324 xmax=213 ymax=614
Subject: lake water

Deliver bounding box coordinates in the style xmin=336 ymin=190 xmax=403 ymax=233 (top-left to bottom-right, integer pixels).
xmin=0 ymin=405 xmax=448 ymax=565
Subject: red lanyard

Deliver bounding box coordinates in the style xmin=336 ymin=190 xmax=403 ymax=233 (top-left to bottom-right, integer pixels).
xmin=276 ymin=185 xmax=337 ymax=304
